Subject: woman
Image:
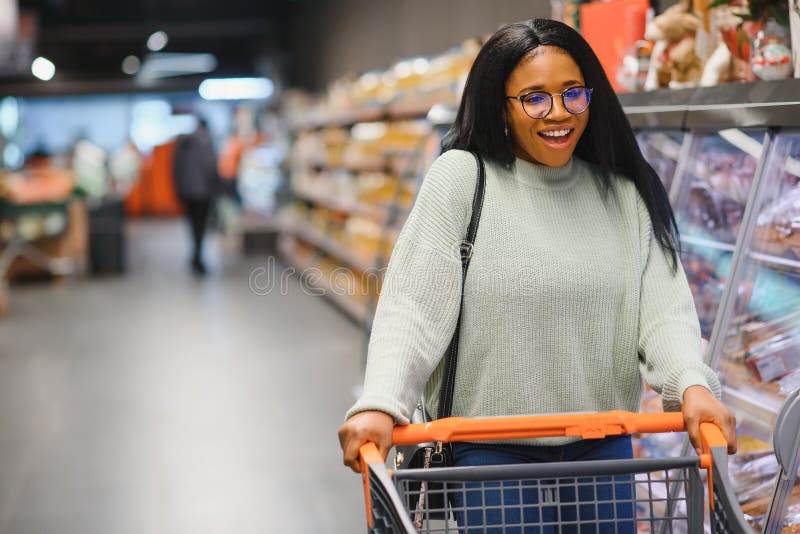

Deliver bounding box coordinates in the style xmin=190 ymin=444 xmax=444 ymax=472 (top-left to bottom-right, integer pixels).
xmin=338 ymin=18 xmax=737 ymax=531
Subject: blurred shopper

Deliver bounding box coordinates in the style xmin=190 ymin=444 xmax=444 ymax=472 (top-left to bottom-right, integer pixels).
xmin=172 ymin=118 xmax=218 ymax=275
xmin=217 ymin=134 xmax=244 ymax=204
xmin=339 ymin=19 xmax=737 ymax=532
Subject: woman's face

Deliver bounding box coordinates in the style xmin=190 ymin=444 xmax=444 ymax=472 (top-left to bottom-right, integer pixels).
xmin=505 ymin=46 xmax=590 ymax=167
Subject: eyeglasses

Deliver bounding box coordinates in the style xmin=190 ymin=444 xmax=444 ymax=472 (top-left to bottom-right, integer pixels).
xmin=506 ymin=86 xmax=593 ymax=119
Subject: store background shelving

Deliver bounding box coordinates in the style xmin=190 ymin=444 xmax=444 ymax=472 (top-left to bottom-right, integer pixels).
xmin=278 ymin=41 xmax=478 ymax=323
xmin=620 ymin=79 xmax=800 ymax=531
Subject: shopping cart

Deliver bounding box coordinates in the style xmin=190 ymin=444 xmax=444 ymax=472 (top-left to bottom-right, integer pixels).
xmin=358 ymin=411 xmax=751 ymax=533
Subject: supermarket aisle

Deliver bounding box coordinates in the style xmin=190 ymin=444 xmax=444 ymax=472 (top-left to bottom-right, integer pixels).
xmin=0 ymin=220 xmax=366 ymax=534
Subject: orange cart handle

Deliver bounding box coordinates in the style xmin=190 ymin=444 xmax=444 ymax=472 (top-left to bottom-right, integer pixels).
xmin=391 ymin=410 xmax=686 ymax=445
xmin=358 ymin=412 xmax=732 ymax=524
xmin=358 ymin=442 xmax=384 ymax=529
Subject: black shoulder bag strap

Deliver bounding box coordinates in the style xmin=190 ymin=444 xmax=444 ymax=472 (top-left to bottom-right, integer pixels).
xmin=437 ymin=151 xmax=486 ymax=419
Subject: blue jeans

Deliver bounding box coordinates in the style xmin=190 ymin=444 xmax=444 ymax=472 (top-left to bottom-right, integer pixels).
xmin=451 ymin=435 xmax=635 ymax=534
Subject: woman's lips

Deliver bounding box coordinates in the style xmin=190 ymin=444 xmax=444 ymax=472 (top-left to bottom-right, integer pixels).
xmin=537 ymin=128 xmax=574 ymax=149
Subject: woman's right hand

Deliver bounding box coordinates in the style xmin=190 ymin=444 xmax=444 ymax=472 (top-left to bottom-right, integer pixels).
xmin=338 ymin=410 xmax=395 ymax=473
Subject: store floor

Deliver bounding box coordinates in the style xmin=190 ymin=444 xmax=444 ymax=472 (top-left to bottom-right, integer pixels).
xmin=0 ymin=219 xmax=366 ymax=534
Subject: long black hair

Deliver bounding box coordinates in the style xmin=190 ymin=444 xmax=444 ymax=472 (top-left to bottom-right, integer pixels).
xmin=442 ymin=19 xmax=680 ymax=270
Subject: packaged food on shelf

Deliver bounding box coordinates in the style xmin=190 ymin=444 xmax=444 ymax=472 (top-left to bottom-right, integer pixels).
xmin=731 ymin=449 xmax=780 ymax=507
xmin=355 ymin=172 xmax=398 ymax=206
xmin=341 ymin=138 xmax=386 ymax=171
xmin=279 ymin=236 xmax=317 ymax=270
xmin=678 ymin=134 xmax=761 ymax=243
xmin=290 ymin=128 xmax=351 ymax=169
xmin=343 ymin=216 xmax=382 ymax=264
xmin=308 ymin=206 xmax=332 ymax=234
xmin=781 ymin=502 xmax=800 ymax=529
xmin=681 ymin=247 xmax=728 ymax=338
xmin=745 ymin=332 xmax=799 ymax=382
xmin=742 ymin=483 xmax=800 ymax=530
xmin=284 ymin=40 xmax=478 ymax=130
xmin=384 ymin=41 xmax=480 ymax=117
xmin=777 ymin=368 xmax=800 ymax=395
xmin=753 ymin=184 xmax=800 ymax=261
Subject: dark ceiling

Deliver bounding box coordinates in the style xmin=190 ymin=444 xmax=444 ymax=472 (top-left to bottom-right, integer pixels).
xmin=2 ymin=0 xmax=296 ymax=94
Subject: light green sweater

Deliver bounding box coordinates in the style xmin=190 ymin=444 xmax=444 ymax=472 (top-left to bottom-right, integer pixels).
xmin=347 ymin=149 xmax=721 ymax=444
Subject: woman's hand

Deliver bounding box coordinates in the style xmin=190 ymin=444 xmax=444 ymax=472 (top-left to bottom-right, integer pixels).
xmin=682 ymin=385 xmax=737 ymax=455
xmin=338 ymin=410 xmax=395 ymax=473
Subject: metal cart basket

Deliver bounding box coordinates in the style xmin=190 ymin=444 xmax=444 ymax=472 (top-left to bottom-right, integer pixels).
xmin=359 ymin=411 xmax=751 ymax=533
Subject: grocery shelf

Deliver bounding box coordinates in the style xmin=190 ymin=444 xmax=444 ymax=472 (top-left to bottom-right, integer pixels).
xmin=339 ymin=162 xmax=390 ymax=174
xmin=618 ymin=79 xmax=800 ymax=129
xmin=277 ymin=236 xmax=369 ymax=324
xmin=680 ymin=234 xmax=737 ymax=252
xmin=288 ymin=108 xmax=386 ymax=132
xmin=386 ymin=103 xmax=436 ymax=121
xmin=292 ymin=187 xmax=389 ymax=222
xmin=292 ymin=161 xmax=389 ymax=174
xmin=283 ymin=218 xmax=376 ymax=273
xmin=276 ymin=235 xmax=314 ymax=271
xmin=289 ymin=106 xmax=432 ymax=132
xmin=748 ymin=250 xmax=800 ymax=273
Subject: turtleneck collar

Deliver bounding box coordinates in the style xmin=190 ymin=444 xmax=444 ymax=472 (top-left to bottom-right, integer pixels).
xmin=511 ymin=157 xmax=580 ymax=190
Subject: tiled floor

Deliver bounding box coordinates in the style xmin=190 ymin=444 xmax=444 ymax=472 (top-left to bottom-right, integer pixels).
xmin=0 ymin=220 xmax=366 ymax=534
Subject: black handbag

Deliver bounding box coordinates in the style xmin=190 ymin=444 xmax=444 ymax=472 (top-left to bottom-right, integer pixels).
xmin=400 ymin=151 xmax=486 ymax=523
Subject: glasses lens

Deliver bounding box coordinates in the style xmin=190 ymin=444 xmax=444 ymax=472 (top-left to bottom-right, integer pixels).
xmin=562 ymin=87 xmax=591 ymax=115
xmin=521 ymin=92 xmax=551 ymax=119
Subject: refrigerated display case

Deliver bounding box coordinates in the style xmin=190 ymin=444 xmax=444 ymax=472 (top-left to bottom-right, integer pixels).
xmin=635 ymin=130 xmax=684 ymax=192
xmin=673 ymin=129 xmax=767 ymax=339
xmin=621 ymin=79 xmax=800 ymax=532
xmin=709 ymin=130 xmax=800 ymax=531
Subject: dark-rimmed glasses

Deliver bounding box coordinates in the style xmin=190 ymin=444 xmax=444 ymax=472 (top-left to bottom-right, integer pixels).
xmin=506 ymin=86 xmax=593 ymax=119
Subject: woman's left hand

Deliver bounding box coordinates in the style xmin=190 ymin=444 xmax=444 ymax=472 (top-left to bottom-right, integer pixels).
xmin=682 ymin=385 xmax=737 ymax=455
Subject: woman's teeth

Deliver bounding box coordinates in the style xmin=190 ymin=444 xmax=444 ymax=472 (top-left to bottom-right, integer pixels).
xmin=539 ymin=129 xmax=572 ymax=138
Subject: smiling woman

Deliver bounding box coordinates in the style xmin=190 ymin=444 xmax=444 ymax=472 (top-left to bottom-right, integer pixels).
xmin=338 ymin=18 xmax=738 ymax=533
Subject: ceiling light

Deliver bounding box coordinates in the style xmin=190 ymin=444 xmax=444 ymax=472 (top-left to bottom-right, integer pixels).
xmin=147 ymin=31 xmax=169 ymax=52
xmin=198 ymin=78 xmax=274 ymax=101
xmin=136 ymin=53 xmax=217 ymax=80
xmin=121 ymin=55 xmax=141 ymax=75
xmin=31 ymin=57 xmax=55 ymax=81
xmin=0 ymin=97 xmax=19 ymax=137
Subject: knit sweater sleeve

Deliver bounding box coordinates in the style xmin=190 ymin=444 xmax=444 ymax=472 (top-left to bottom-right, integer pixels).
xmin=636 ymin=196 xmax=722 ymax=412
xmin=345 ymin=150 xmax=476 ymax=424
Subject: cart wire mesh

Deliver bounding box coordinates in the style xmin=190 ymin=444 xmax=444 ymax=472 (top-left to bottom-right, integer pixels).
xmin=359 ymin=412 xmax=749 ymax=534
xmin=367 ymin=454 xmax=751 ymax=533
